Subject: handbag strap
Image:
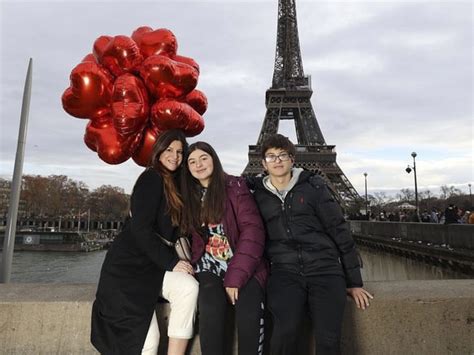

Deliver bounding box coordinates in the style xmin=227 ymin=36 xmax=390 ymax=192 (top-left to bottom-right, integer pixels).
xmin=156 ymin=233 xmax=175 ymax=247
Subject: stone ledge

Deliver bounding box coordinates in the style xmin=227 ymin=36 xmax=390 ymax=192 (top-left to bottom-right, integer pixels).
xmin=0 ymin=280 xmax=473 ymax=354
xmin=350 ymin=221 xmax=474 ymax=250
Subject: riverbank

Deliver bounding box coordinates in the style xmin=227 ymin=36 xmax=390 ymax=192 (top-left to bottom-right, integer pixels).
xmin=0 ymin=231 xmax=109 ymax=252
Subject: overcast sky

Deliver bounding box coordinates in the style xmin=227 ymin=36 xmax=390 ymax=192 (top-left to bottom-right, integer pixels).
xmin=1 ymin=0 xmax=472 ymax=197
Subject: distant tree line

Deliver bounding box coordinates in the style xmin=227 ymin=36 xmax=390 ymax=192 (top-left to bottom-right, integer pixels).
xmin=366 ymin=185 xmax=472 ymax=215
xmin=0 ymin=175 xmax=130 ymax=221
xmin=2 ymin=175 xmax=471 ymax=223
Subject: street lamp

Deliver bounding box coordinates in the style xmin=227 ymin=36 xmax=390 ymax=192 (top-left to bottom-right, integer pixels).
xmin=77 ymin=209 xmax=91 ymax=233
xmin=469 ymin=183 xmax=472 ymax=207
xmin=87 ymin=208 xmax=91 ymax=233
xmin=363 ymin=172 xmax=368 ymax=218
xmin=405 ymin=152 xmax=419 ymax=218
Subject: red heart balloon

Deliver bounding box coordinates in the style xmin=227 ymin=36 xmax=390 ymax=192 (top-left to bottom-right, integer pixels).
xmin=173 ymin=54 xmax=200 ymax=74
xmin=131 ymin=26 xmax=151 ymax=39
xmin=97 ymin=35 xmax=143 ymax=77
xmin=93 ymin=35 xmax=112 ymax=60
xmin=151 ymin=99 xmax=204 ymax=137
xmin=111 ymin=74 xmax=149 ymax=137
xmin=82 ymin=53 xmax=97 ymax=63
xmin=140 ymin=55 xmax=198 ymax=99
xmin=63 ymin=27 xmax=208 ymax=167
xmin=62 ymin=88 xmax=108 ymax=119
xmin=61 ymin=61 xmax=113 ymax=118
xmin=84 ymin=116 xmax=142 ymax=164
xmin=132 ymin=26 xmax=177 ymax=59
xmin=132 ymin=124 xmax=162 ymax=167
xmin=182 ymin=113 xmax=205 ymax=137
xmin=185 ymin=89 xmax=208 ymax=115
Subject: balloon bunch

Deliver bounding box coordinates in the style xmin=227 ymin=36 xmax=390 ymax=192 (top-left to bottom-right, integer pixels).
xmin=62 ymin=26 xmax=208 ymax=166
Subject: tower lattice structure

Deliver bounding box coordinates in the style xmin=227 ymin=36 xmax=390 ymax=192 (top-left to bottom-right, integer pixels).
xmin=242 ymin=0 xmax=361 ymax=206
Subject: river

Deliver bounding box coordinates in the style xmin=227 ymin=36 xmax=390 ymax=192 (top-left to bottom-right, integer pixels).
xmin=1 ymin=246 xmax=471 ymax=283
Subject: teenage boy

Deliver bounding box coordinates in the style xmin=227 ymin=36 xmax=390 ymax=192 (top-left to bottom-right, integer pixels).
xmin=249 ymin=134 xmax=372 ymax=355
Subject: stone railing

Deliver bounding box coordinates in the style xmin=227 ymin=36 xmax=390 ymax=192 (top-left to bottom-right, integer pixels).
xmin=1 ymin=281 xmax=473 ymax=354
xmin=349 ymin=221 xmax=474 ymax=250
xmin=349 ymin=221 xmax=474 ymax=274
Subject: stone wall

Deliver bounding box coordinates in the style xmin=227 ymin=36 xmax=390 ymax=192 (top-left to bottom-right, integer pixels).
xmin=350 ymin=221 xmax=474 ymax=250
xmin=1 ymin=280 xmax=473 ymax=354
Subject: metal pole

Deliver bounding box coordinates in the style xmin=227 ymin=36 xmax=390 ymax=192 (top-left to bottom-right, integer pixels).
xmin=469 ymin=184 xmax=472 ymax=207
xmin=364 ymin=172 xmax=368 ymax=218
xmin=412 ymin=152 xmax=419 ymax=219
xmin=87 ymin=209 xmax=90 ymax=232
xmin=1 ymin=58 xmax=33 ymax=283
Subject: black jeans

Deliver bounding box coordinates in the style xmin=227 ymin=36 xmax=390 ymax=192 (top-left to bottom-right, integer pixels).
xmin=197 ymin=272 xmax=264 ymax=355
xmin=267 ymin=271 xmax=347 ymax=355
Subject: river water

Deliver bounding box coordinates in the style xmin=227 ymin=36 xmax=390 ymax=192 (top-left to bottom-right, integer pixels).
xmin=1 ymin=250 xmax=107 ymax=283
xmin=0 ymin=246 xmax=471 ymax=283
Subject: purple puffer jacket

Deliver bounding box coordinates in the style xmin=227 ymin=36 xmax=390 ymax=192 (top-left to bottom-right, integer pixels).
xmin=191 ymin=174 xmax=268 ymax=289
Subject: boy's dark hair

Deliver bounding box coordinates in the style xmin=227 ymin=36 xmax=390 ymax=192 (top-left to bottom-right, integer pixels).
xmin=260 ymin=134 xmax=296 ymax=159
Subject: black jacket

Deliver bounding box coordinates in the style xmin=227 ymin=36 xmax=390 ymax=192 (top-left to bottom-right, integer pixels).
xmin=91 ymin=168 xmax=179 ymax=355
xmin=250 ymin=170 xmax=362 ymax=287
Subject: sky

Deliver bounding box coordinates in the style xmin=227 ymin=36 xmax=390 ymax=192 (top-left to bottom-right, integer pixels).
xmin=0 ymin=0 xmax=472 ymax=198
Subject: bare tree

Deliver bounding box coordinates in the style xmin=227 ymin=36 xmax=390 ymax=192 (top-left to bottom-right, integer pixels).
xmin=396 ymin=188 xmax=415 ymax=202
xmin=440 ymin=185 xmax=462 ymax=200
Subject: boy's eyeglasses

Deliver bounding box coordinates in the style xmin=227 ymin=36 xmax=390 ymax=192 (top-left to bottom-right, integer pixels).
xmin=264 ymin=153 xmax=292 ymax=163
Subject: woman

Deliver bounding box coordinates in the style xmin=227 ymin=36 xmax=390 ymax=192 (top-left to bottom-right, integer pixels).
xmin=181 ymin=141 xmax=268 ymax=355
xmin=91 ymin=129 xmax=199 ymax=355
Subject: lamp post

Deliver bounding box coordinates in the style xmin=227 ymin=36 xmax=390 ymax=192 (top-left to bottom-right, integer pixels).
xmin=469 ymin=183 xmax=472 ymax=207
xmin=363 ymin=172 xmax=368 ymax=218
xmin=87 ymin=208 xmax=91 ymax=233
xmin=405 ymin=152 xmax=419 ymax=218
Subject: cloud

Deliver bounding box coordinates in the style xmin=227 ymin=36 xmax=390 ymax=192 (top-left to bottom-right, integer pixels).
xmin=339 ymin=153 xmax=473 ymax=195
xmin=305 ymin=51 xmax=385 ymax=75
xmin=200 ymin=65 xmax=266 ymax=89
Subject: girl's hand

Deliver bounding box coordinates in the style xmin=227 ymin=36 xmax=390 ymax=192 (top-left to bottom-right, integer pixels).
xmin=173 ymin=260 xmax=194 ymax=275
xmin=347 ymin=287 xmax=373 ymax=310
xmin=225 ymin=287 xmax=239 ymax=305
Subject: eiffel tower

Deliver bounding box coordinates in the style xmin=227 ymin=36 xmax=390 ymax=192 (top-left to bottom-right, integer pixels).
xmin=242 ymin=0 xmax=361 ymax=206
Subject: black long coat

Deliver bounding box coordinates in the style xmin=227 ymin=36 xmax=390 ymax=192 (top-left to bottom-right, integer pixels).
xmin=91 ymin=168 xmax=180 ymax=355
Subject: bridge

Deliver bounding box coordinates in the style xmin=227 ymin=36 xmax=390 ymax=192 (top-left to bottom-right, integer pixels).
xmin=350 ymin=221 xmax=474 ymax=275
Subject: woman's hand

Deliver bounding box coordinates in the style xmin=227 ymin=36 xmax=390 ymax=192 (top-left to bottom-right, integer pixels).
xmin=172 ymin=260 xmax=194 ymax=275
xmin=347 ymin=287 xmax=373 ymax=310
xmin=225 ymin=287 xmax=239 ymax=305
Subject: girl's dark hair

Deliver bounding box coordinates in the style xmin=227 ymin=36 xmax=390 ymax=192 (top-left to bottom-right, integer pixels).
xmin=181 ymin=141 xmax=226 ymax=235
xmin=150 ymin=129 xmax=188 ymax=226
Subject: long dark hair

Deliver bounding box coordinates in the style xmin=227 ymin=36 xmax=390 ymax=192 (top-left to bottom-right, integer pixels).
xmin=181 ymin=141 xmax=226 ymax=234
xmin=150 ymin=129 xmax=188 ymax=226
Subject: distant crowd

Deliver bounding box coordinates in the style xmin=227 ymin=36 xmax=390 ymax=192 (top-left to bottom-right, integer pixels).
xmin=349 ymin=204 xmax=474 ymax=224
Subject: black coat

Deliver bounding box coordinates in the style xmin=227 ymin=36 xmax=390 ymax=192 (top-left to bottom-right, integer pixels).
xmin=251 ymin=171 xmax=363 ymax=288
xmin=91 ymin=168 xmax=180 ymax=355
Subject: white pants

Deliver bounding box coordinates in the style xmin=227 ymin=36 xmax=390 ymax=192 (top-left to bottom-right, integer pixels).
xmin=141 ymin=271 xmax=199 ymax=354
